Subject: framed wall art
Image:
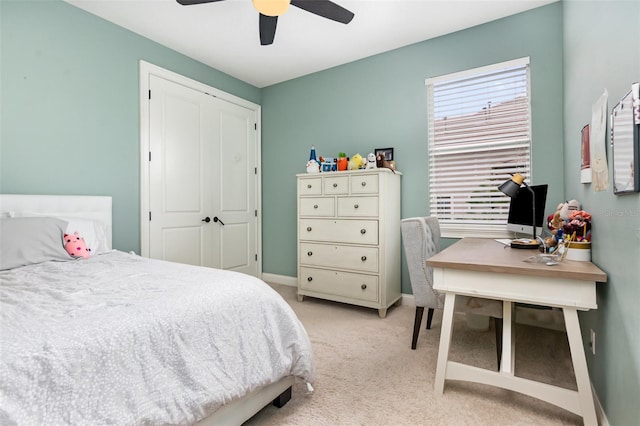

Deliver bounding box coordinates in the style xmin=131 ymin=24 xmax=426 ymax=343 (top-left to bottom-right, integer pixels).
xmin=610 ymin=83 xmax=640 ymax=194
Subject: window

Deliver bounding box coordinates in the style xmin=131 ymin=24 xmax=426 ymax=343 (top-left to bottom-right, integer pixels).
xmin=425 ymin=57 xmax=531 ymax=238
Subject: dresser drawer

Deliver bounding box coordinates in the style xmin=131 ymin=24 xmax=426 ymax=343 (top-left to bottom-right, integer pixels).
xmin=299 ymin=219 xmax=378 ymax=245
xmin=323 ymin=176 xmax=349 ymax=195
xmin=300 ymin=267 xmax=379 ymax=302
xmin=298 ymin=177 xmax=322 ymax=196
xmin=300 ymin=242 xmax=379 ymax=273
xmin=299 ymin=197 xmax=335 ymax=217
xmin=337 ymin=196 xmax=378 ymax=217
xmin=351 ymin=174 xmax=379 ymax=194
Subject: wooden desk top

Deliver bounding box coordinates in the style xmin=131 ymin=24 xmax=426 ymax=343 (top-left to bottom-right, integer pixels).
xmin=427 ymin=238 xmax=607 ymax=283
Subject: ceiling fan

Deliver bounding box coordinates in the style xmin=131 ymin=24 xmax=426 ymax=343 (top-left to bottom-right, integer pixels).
xmin=176 ymin=0 xmax=355 ymax=46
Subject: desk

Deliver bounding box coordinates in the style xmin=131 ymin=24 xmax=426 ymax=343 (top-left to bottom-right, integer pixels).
xmin=427 ymin=238 xmax=607 ymax=426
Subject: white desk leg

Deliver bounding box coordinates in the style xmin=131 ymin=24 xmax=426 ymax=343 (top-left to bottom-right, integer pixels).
xmin=563 ymin=307 xmax=597 ymax=426
xmin=501 ymin=301 xmax=515 ymax=375
xmin=434 ymin=292 xmax=456 ymax=395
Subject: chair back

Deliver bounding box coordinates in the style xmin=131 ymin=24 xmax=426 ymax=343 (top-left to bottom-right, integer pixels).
xmin=400 ymin=217 xmax=442 ymax=309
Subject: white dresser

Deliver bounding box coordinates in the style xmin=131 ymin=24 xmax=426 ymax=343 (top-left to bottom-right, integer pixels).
xmin=296 ymin=169 xmax=401 ymax=318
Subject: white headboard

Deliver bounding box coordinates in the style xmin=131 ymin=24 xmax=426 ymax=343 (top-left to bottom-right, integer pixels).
xmin=0 ymin=194 xmax=113 ymax=248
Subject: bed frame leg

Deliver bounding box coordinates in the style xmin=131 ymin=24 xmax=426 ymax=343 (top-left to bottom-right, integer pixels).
xmin=272 ymin=386 xmax=292 ymax=408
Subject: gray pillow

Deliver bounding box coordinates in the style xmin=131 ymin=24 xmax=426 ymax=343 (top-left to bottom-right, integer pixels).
xmin=0 ymin=217 xmax=72 ymax=270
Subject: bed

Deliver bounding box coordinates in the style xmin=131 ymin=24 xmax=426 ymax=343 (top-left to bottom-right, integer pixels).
xmin=0 ymin=194 xmax=314 ymax=425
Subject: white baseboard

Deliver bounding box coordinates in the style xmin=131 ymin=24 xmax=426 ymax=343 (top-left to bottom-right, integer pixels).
xmin=401 ymin=293 xmax=414 ymax=306
xmin=261 ymin=273 xmax=297 ymax=287
xmin=593 ymin=382 xmax=609 ymax=426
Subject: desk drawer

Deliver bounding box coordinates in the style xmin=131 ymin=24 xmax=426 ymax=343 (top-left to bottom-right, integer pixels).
xmin=337 ymin=196 xmax=378 ymax=217
xmin=299 ymin=219 xmax=378 ymax=245
xmin=299 ymin=197 xmax=335 ymax=217
xmin=300 ymin=242 xmax=379 ymax=273
xmin=300 ymin=267 xmax=379 ymax=302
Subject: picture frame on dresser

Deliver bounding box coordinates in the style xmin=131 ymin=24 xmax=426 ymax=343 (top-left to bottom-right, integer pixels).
xmin=374 ymin=147 xmax=394 ymax=161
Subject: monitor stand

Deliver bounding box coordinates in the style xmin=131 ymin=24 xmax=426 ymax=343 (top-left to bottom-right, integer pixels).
xmin=510 ymin=238 xmax=540 ymax=249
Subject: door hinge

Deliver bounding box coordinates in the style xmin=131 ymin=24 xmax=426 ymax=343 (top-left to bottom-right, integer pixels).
xmin=255 ymin=209 xmax=257 ymax=217
xmin=148 ymin=90 xmax=151 ymax=100
xmin=254 ymin=123 xmax=257 ymax=130
xmin=255 ymin=254 xmax=258 ymax=261
xmin=149 ymin=211 xmax=151 ymax=221
xmin=254 ymin=167 xmax=257 ymax=174
xmin=149 ymin=152 xmax=151 ymax=161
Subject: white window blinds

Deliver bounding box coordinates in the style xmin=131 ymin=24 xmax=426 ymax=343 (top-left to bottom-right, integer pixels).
xmin=426 ymin=58 xmax=531 ymax=238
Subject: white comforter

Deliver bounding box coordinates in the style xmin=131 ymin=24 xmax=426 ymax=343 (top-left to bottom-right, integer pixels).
xmin=0 ymin=251 xmax=314 ymax=425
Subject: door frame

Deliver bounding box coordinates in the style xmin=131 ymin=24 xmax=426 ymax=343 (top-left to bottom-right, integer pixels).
xmin=139 ymin=60 xmax=262 ymax=274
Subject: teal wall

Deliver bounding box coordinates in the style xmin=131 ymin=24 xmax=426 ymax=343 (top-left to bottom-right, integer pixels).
xmin=2 ymin=0 xmax=638 ymax=423
xmin=0 ymin=0 xmax=260 ymax=252
xmin=261 ymin=4 xmax=565 ymax=279
xmin=562 ymin=1 xmax=640 ymax=424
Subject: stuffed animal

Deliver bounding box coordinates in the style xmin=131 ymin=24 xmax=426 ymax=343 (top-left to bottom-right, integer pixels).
xmin=375 ymin=152 xmax=396 ymax=173
xmin=559 ymin=200 xmax=581 ymax=220
xmin=64 ymin=232 xmax=91 ymax=258
xmin=306 ymin=159 xmax=320 ymax=173
xmin=547 ymin=210 xmax=564 ymax=234
xmin=366 ymin=152 xmax=376 ymax=169
xmin=348 ymin=153 xmax=366 ymax=170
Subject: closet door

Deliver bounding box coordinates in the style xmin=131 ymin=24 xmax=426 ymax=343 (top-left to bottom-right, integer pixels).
xmin=147 ymin=74 xmax=258 ymax=276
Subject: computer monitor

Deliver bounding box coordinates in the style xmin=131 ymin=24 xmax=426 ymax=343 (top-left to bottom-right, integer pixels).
xmin=506 ymin=184 xmax=548 ymax=237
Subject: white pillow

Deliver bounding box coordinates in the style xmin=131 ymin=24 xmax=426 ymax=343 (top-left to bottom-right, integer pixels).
xmin=14 ymin=213 xmax=110 ymax=255
xmin=63 ymin=218 xmax=110 ymax=255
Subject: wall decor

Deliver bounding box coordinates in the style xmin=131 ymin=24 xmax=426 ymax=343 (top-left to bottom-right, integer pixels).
xmin=610 ymin=83 xmax=640 ymax=194
xmin=581 ymin=124 xmax=592 ymax=183
xmin=590 ymin=90 xmax=609 ymax=192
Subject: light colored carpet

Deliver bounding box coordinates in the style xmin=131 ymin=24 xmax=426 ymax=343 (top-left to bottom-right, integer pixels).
xmin=245 ymin=284 xmax=582 ymax=425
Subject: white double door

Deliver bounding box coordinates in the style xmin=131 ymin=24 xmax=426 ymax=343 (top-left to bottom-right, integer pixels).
xmin=147 ymin=73 xmax=258 ymax=276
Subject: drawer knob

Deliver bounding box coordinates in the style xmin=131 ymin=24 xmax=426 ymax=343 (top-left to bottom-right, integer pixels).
xmin=314 ymin=204 xmax=318 ymax=209
xmin=361 ymin=284 xmax=367 ymax=290
xmin=333 ymin=183 xmax=338 ymax=188
xmin=354 ymin=204 xmax=359 ymax=209
xmin=360 ymin=229 xmax=366 ymax=234
xmin=307 ymin=277 xmax=313 ymax=282
xmin=307 ymin=184 xmax=312 ymax=189
xmin=307 ymin=251 xmax=313 ymax=256
xmin=307 ymin=226 xmax=312 ymax=232
xmin=361 ymin=181 xmax=366 ymax=187
xmin=361 ymin=256 xmax=367 ymax=261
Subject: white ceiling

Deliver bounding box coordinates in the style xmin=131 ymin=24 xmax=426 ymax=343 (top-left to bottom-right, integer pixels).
xmin=65 ymin=0 xmax=556 ymax=88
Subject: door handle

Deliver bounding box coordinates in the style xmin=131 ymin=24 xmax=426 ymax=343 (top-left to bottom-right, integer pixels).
xmin=202 ymin=217 xmax=211 ymax=223
xmin=213 ymin=216 xmax=225 ymax=226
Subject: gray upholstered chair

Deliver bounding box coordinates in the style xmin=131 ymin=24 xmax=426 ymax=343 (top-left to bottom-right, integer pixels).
xmin=400 ymin=217 xmax=504 ymax=369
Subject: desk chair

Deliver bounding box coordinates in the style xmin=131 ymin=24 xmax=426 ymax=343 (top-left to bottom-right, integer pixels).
xmin=400 ymin=217 xmax=504 ymax=369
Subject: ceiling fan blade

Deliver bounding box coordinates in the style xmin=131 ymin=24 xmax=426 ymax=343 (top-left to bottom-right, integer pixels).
xmin=290 ymin=0 xmax=354 ymax=24
xmin=259 ymin=14 xmax=278 ymax=46
xmin=176 ymin=0 xmax=225 ymax=5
